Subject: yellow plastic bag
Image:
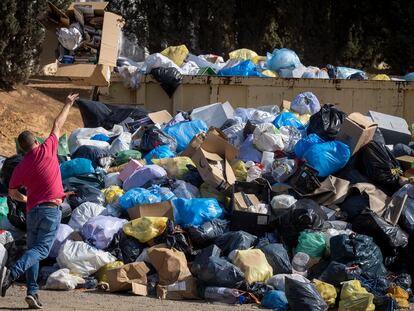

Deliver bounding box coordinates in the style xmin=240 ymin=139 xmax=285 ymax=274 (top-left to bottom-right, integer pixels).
xmin=313 ymin=279 xmax=337 ymax=308
xmin=102 ymin=186 xmax=124 ymax=205
xmin=95 ymin=261 xmax=124 ymax=283
xmin=233 ymin=249 xmax=273 ymax=283
xmin=372 ymin=74 xmax=390 ymax=81
xmin=252 ymin=55 xmax=266 ymax=64
xmin=229 ymin=48 xmax=258 ymax=60
xmin=338 ymin=280 xmax=375 ymax=311
xmin=386 ymin=285 xmax=409 ymax=309
xmin=231 ymin=160 xmax=248 ymax=182
xmin=161 ymin=45 xmax=189 ymax=66
xmin=261 ymin=69 xmax=278 ymax=77
xmin=123 ymin=217 xmax=168 ymax=243
xmin=152 ymin=157 xmax=195 ymax=179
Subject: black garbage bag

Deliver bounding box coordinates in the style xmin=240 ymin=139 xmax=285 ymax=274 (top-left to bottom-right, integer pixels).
xmin=284 ymin=277 xmax=328 ymax=311
xmin=195 ymin=256 xmax=244 ymax=288
xmin=357 ymin=141 xmax=402 ymax=190
xmin=239 ymin=282 xmax=274 ymax=300
xmin=276 ymin=199 xmax=327 ymax=247
xmin=71 ymin=145 xmax=109 ymax=168
xmin=394 ymin=273 xmax=412 ymax=293
xmin=63 ymin=173 xmax=105 ymax=192
xmin=1 ymin=154 xmax=23 ymax=188
xmin=318 ymin=261 xmax=362 ymax=287
xmin=191 ymin=244 xmax=221 ymax=275
xmin=7 ymin=198 xmax=26 ymax=231
xmin=330 ymin=233 xmax=387 ymax=276
xmin=188 ymin=219 xmax=230 ymax=248
xmin=107 ymin=231 xmax=146 ymax=263
xmin=4 ymin=238 xmax=27 ymax=268
xmin=139 ymin=125 xmax=177 ymax=153
xmin=373 ymin=296 xmax=397 ymax=311
xmin=338 ymin=190 xmax=370 ymax=221
xmin=67 ymin=185 xmax=105 ymax=209
xmin=306 ymin=104 xmax=346 ymax=141
xmin=214 ymin=231 xmax=257 ymax=256
xmin=76 ymin=99 xmax=147 ymax=130
xmin=351 ymin=210 xmax=408 ymax=263
xmin=153 ymin=220 xmax=194 ymax=256
xmin=183 ymin=165 xmax=203 ymax=188
xmin=256 ymin=240 xmax=292 ymax=274
xmin=150 ymin=67 xmax=182 ymax=97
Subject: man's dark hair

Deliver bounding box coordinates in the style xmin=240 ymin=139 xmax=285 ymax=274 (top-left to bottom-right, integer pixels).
xmin=18 ymin=131 xmax=36 ymax=153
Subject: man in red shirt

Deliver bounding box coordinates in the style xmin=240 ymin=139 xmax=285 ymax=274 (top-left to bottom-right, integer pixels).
xmin=0 ymin=93 xmax=79 ymax=309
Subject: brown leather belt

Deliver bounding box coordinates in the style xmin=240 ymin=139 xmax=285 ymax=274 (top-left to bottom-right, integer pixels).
xmin=41 ymin=202 xmax=60 ymax=208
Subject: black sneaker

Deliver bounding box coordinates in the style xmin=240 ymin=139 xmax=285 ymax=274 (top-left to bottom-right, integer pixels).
xmin=0 ymin=267 xmax=12 ymax=297
xmin=25 ymin=294 xmax=43 ymax=309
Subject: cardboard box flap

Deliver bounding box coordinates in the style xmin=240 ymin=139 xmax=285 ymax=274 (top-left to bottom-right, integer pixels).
xmin=47 ymin=1 xmax=70 ymax=26
xmin=348 ymin=112 xmax=377 ymax=129
xmin=148 ymin=110 xmax=173 ymax=124
xmin=202 ymin=129 xmax=239 ymax=160
xmin=68 ymin=2 xmax=108 ymax=12
xmin=128 ymin=201 xmax=174 ymax=220
xmin=55 ymin=64 xmax=110 ymax=86
xmin=200 ymin=148 xmax=223 ymax=162
xmin=225 ymin=158 xmax=237 ymax=185
xmin=281 ymin=100 xmax=291 ymax=110
xmin=98 ymin=12 xmax=123 ymax=67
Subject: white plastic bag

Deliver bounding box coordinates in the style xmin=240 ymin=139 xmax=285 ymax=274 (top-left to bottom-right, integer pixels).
xmin=143 ymin=53 xmax=183 ymax=74
xmin=0 ymin=243 xmax=7 ymax=268
xmin=279 ymin=126 xmax=303 ymax=153
xmin=57 ymin=23 xmax=82 ymax=50
xmin=180 ymin=61 xmax=200 ymax=75
xmin=104 ymin=172 xmax=122 ymax=188
xmin=223 ymin=122 xmax=246 ymax=148
xmin=271 ymin=195 xmax=297 ymax=214
xmin=50 ymin=224 xmax=73 ymax=258
xmin=57 ymin=240 xmax=116 ymax=277
xmin=109 ymin=132 xmax=132 ymax=155
xmin=68 ymin=202 xmax=107 ymax=231
xmin=253 ymin=123 xmax=284 ymax=152
xmin=81 ymin=215 xmax=128 ymax=250
xmin=44 ymin=268 xmax=85 ymax=290
xmin=266 ymin=273 xmax=308 ymax=291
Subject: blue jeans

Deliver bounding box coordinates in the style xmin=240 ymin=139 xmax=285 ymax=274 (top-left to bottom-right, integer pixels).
xmin=10 ymin=204 xmax=61 ymax=296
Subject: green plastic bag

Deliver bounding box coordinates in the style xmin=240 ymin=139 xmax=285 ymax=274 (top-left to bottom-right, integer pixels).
xmin=295 ymin=231 xmax=326 ymax=258
xmin=0 ymin=197 xmax=8 ymax=219
xmin=114 ymin=150 xmax=142 ymax=166
xmin=15 ymin=134 xmax=69 ymax=156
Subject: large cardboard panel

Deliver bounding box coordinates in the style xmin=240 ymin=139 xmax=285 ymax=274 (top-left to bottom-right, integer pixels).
xmin=148 ymin=110 xmax=173 ymax=124
xmin=98 ymin=12 xmax=123 ymax=67
xmin=68 ymin=2 xmax=108 ymax=12
xmin=55 ymin=64 xmax=111 ymax=86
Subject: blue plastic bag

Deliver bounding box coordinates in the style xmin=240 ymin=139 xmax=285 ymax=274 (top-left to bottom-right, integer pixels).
xmin=144 ymin=145 xmax=175 ymax=164
xmin=303 ymin=141 xmax=350 ymax=177
xmin=291 ymin=92 xmax=321 ymax=115
xmin=237 ymin=134 xmax=262 ymax=163
xmin=60 ymin=158 xmax=95 ymax=180
xmin=90 ymin=133 xmax=111 ymax=142
xmin=218 ymin=60 xmax=264 ymax=77
xmin=118 ymin=188 xmax=161 ymax=210
xmin=148 ymin=185 xmax=176 ymax=201
xmin=172 ymin=198 xmax=223 ymax=227
xmin=261 ymin=290 xmax=288 ymax=310
xmin=294 ymin=134 xmax=325 ymax=159
xmin=273 ymin=112 xmax=305 ymax=130
xmin=266 ymin=48 xmax=301 ymax=72
xmin=336 ymin=67 xmax=365 ymax=79
xmin=403 ymin=72 xmax=414 ymax=81
xmin=164 ymin=120 xmax=208 ymax=152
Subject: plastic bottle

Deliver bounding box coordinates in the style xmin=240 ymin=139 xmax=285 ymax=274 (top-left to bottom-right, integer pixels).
xmin=291 ymin=252 xmax=310 ymax=277
xmin=261 ymin=151 xmax=275 ymax=172
xmin=204 ymin=287 xmax=242 ymax=304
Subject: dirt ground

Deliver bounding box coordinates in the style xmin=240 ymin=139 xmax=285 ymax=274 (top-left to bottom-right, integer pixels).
xmin=0 ymin=84 xmax=85 ymax=157
xmin=2 ymin=285 xmax=256 ymax=311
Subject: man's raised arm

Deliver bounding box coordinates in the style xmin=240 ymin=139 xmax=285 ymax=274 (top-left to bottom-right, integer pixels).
xmin=51 ymin=93 xmax=79 ymax=138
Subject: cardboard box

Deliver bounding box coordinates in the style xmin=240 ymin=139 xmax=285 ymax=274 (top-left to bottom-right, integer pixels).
xmin=119 ymin=159 xmax=143 ymax=182
xmin=106 ymin=262 xmax=149 ymax=294
xmin=233 ymin=192 xmax=261 ymax=212
xmin=148 ymin=110 xmax=173 ymax=125
xmin=368 ymin=111 xmax=411 ymax=145
xmin=182 ymin=129 xmax=239 ymax=192
xmin=397 ymin=156 xmax=414 ymax=171
xmin=190 ymin=102 xmax=234 ymax=129
xmin=230 ymin=179 xmax=272 ymax=235
xmin=156 ymin=278 xmax=200 ymax=300
xmin=337 ymin=112 xmax=378 ymax=155
xmin=49 ymin=2 xmax=124 ymax=86
xmin=127 ymin=201 xmax=174 ymax=221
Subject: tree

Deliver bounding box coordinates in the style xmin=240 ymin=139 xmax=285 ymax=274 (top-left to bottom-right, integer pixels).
xmin=0 ymin=0 xmax=71 ymax=87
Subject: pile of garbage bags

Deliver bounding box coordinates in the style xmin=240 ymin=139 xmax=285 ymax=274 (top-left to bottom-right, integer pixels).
xmin=116 ymin=44 xmax=412 ymax=92
xmin=2 ymin=91 xmax=414 ymax=310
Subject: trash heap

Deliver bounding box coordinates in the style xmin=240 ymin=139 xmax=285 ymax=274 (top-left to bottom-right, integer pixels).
xmin=2 ymin=92 xmax=414 ymax=310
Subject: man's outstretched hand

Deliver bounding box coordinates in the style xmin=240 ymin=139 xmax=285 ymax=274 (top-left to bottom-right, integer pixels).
xmin=66 ymin=93 xmax=79 ymax=106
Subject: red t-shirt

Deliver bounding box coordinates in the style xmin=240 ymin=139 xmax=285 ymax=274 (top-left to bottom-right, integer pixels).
xmin=9 ymin=133 xmax=65 ymax=212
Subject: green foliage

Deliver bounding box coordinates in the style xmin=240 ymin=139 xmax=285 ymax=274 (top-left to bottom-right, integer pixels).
xmin=0 ymin=0 xmax=71 ymax=87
